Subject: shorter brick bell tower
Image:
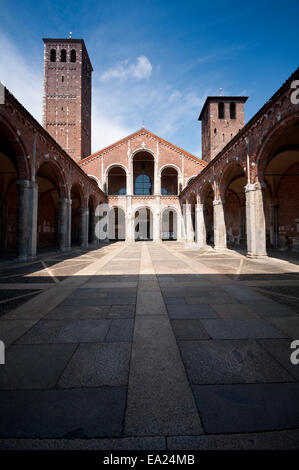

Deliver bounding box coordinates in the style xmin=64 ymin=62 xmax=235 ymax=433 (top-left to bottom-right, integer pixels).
xmin=199 ymin=96 xmax=247 ymax=163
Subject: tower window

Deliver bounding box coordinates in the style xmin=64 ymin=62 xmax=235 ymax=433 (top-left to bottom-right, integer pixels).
xmin=218 ymin=102 xmax=225 ymax=119
xmin=50 ymin=49 xmax=56 ymax=62
xmin=70 ymin=49 xmax=76 ymax=63
xmin=230 ymin=102 xmax=236 ymax=119
xmin=62 ymin=75 xmax=64 ymax=82
xmin=60 ymin=49 xmax=66 ymax=62
xmin=214 ymin=128 xmax=217 ymax=135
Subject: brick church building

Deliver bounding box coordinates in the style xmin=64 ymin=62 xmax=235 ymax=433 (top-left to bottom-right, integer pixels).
xmin=0 ymin=37 xmax=298 ymax=260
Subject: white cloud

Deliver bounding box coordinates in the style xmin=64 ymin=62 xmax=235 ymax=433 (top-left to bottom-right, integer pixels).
xmin=0 ymin=30 xmax=43 ymax=123
xmin=100 ymin=55 xmax=152 ymax=81
xmin=0 ymin=30 xmax=208 ymax=157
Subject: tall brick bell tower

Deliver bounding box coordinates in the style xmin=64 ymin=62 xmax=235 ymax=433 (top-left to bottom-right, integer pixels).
xmin=199 ymin=96 xmax=248 ymax=163
xmin=42 ymin=36 xmax=93 ymax=163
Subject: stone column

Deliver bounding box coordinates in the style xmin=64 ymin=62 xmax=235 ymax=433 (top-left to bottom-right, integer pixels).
xmin=195 ymin=203 xmax=206 ymax=247
xmin=213 ymin=199 xmax=227 ymax=250
xmin=245 ymin=182 xmax=267 ymax=257
xmin=153 ymin=211 xmax=160 ymax=241
xmin=16 ymin=180 xmax=38 ymax=261
xmin=79 ymin=207 xmax=89 ymax=248
xmin=57 ymin=198 xmax=69 ymax=251
xmin=185 ymin=202 xmax=194 ymax=243
xmin=66 ymin=198 xmax=72 ymax=249
xmin=89 ymin=209 xmax=96 ymax=245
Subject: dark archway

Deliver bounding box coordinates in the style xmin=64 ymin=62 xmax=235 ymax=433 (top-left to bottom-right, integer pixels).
xmin=133 ymin=151 xmax=154 ymax=195
xmin=88 ymin=196 xmax=96 ymax=244
xmin=134 ymin=207 xmax=153 ymax=240
xmin=161 ymin=167 xmax=178 ymax=195
xmin=0 ymin=150 xmax=18 ymax=255
xmin=221 ymin=165 xmax=246 ymax=247
xmin=36 ymin=163 xmax=60 ymax=250
xmin=71 ymin=184 xmax=82 ymax=246
xmin=107 ymin=166 xmax=127 ymax=195
xmin=108 ymin=207 xmax=126 ymax=240
xmin=201 ymin=184 xmax=214 ymax=246
xmin=161 ymin=208 xmax=177 ymax=240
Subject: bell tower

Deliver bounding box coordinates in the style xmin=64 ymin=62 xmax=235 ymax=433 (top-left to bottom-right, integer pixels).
xmin=42 ymin=36 xmax=93 ymax=163
xmin=198 ymin=96 xmax=248 ymax=163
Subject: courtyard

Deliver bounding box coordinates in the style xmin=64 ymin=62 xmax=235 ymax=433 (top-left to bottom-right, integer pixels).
xmin=0 ymin=241 xmax=298 ymax=450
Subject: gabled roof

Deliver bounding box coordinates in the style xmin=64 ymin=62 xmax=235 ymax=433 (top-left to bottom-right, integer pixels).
xmin=79 ymin=128 xmax=207 ymax=166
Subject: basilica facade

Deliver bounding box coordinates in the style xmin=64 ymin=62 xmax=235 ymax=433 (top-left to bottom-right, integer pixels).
xmin=0 ymin=37 xmax=298 ymax=260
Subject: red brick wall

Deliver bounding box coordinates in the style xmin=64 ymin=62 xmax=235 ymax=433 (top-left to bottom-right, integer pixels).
xmin=43 ymin=39 xmax=92 ymax=164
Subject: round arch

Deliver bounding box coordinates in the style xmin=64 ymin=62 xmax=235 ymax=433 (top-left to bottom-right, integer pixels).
xmin=0 ymin=116 xmax=30 ymax=181
xmin=159 ymin=163 xmax=181 ymax=177
xmin=255 ymin=114 xmax=299 ymax=182
xmin=106 ymin=164 xmax=127 ymax=195
xmin=88 ymin=174 xmax=102 ymax=189
xmin=108 ymin=206 xmax=126 ymax=240
xmin=131 ymin=147 xmax=157 ymax=162
xmin=36 ymin=158 xmax=68 ymax=198
xmin=133 ymin=205 xmax=153 ymax=241
xmin=161 ymin=206 xmax=178 ymax=240
xmin=132 ymin=151 xmax=155 ymax=195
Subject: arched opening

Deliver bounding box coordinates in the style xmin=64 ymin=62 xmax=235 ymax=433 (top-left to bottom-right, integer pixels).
xmin=161 ymin=208 xmax=177 ymax=240
xmin=37 ymin=163 xmax=61 ymax=251
xmin=202 ymin=184 xmax=214 ymax=246
xmin=107 ymin=166 xmax=127 ymax=195
xmin=161 ymin=167 xmax=178 ymax=195
xmin=134 ymin=207 xmax=153 ymax=240
xmin=260 ymin=121 xmax=299 ymax=252
xmin=108 ymin=207 xmax=126 ymax=240
xmin=186 ymin=176 xmax=196 ymax=187
xmin=50 ymin=49 xmax=56 ymax=62
xmin=88 ymin=196 xmax=95 ymax=244
xmin=218 ymin=102 xmax=225 ymax=119
xmin=188 ymin=194 xmax=197 ymax=242
xmin=222 ymin=165 xmax=246 ymax=248
xmin=70 ymin=184 xmax=82 ymax=246
xmin=60 ymin=49 xmax=66 ymax=62
xmin=133 ymin=151 xmax=154 ymax=195
xmin=0 ymin=150 xmax=18 ymax=255
xmin=70 ymin=49 xmax=76 ymax=63
xmin=230 ymin=102 xmax=236 ymax=119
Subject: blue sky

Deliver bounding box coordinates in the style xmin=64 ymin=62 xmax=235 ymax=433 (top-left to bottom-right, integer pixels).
xmin=0 ymin=0 xmax=298 ymax=157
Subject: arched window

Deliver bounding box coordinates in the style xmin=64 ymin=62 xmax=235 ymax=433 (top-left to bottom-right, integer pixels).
xmin=70 ymin=49 xmax=76 ymax=63
xmin=134 ymin=174 xmax=152 ymax=195
xmin=214 ymin=128 xmax=217 ymax=135
xmin=218 ymin=102 xmax=225 ymax=119
xmin=230 ymin=102 xmax=236 ymax=119
xmin=60 ymin=49 xmax=66 ymax=62
xmin=50 ymin=49 xmax=56 ymax=62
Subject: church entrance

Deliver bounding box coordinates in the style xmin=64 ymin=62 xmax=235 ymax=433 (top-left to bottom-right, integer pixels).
xmin=134 ymin=207 xmax=153 ymax=241
xmin=161 ymin=208 xmax=177 ymax=240
xmin=108 ymin=207 xmax=126 ymax=240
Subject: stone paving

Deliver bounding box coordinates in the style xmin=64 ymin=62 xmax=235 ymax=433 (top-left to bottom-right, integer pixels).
xmin=0 ymin=241 xmax=299 ymax=449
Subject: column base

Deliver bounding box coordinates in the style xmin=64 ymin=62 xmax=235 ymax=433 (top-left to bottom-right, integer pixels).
xmin=15 ymin=255 xmax=37 ymax=263
xmin=246 ymin=252 xmax=268 ymax=259
xmin=214 ymin=245 xmax=228 ymax=251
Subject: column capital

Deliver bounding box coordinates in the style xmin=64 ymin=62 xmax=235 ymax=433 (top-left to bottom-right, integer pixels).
xmin=213 ymin=198 xmax=224 ymax=206
xmin=245 ymin=181 xmax=266 ymax=192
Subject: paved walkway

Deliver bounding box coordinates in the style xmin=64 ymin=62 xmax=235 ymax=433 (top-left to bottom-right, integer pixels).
xmin=0 ymin=242 xmax=299 ymax=449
